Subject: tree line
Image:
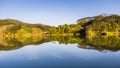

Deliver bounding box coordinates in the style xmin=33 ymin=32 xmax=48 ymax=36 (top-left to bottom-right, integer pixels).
xmin=48 ymin=14 xmax=120 ymax=36
xmin=1 ymin=14 xmax=120 ymax=36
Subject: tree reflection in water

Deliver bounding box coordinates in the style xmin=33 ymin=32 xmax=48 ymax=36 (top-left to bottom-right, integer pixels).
xmin=0 ymin=35 xmax=120 ymax=52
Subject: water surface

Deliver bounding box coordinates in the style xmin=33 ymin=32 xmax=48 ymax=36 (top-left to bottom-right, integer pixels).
xmin=0 ymin=36 xmax=120 ymax=68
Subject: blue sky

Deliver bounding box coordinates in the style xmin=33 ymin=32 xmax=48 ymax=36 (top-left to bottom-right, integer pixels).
xmin=0 ymin=0 xmax=120 ymax=26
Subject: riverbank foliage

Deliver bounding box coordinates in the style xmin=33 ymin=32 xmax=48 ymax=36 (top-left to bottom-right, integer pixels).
xmin=48 ymin=14 xmax=120 ymax=36
xmin=0 ymin=14 xmax=120 ymax=51
xmin=0 ymin=19 xmax=51 ymax=45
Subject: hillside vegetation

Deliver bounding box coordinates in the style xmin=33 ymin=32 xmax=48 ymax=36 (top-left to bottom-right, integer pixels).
xmin=0 ymin=14 xmax=120 ymax=51
xmin=1 ymin=14 xmax=120 ymax=37
xmin=49 ymin=14 xmax=120 ymax=36
xmin=0 ymin=19 xmax=51 ymax=46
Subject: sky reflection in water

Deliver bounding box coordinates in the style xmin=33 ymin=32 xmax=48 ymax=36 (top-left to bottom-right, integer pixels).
xmin=0 ymin=42 xmax=120 ymax=68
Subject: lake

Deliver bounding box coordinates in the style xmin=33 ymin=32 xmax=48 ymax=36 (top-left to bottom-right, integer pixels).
xmin=0 ymin=36 xmax=120 ymax=68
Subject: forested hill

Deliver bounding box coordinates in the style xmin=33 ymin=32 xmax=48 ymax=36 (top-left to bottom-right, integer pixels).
xmin=0 ymin=19 xmax=52 ymax=47
xmin=49 ymin=14 xmax=120 ymax=36
xmin=0 ymin=19 xmax=51 ymax=31
xmin=78 ymin=14 xmax=120 ymax=36
xmin=0 ymin=14 xmax=120 ymax=37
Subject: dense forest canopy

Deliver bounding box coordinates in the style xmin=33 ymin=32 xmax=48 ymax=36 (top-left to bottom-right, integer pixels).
xmin=0 ymin=14 xmax=120 ymax=37
xmin=49 ymin=14 xmax=120 ymax=36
